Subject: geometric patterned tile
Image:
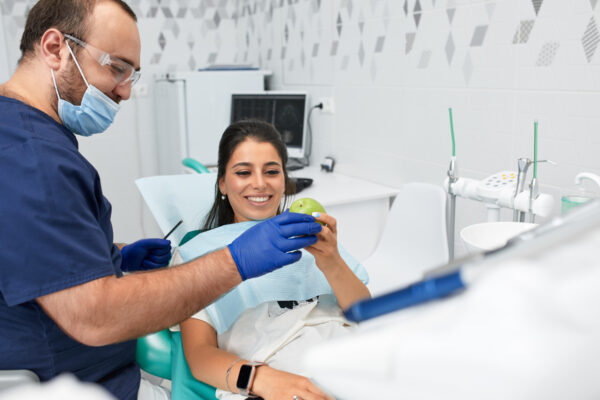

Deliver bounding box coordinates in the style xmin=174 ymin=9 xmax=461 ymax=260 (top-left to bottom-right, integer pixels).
xmin=331 ymin=40 xmax=339 ymax=56
xmin=463 ymin=52 xmax=473 ymax=84
xmin=513 ymin=20 xmax=535 ymax=44
xmin=446 ymin=33 xmax=455 ymax=64
xmin=486 ymin=3 xmax=496 ymax=20
xmin=414 ymin=0 xmax=422 ymax=28
xmin=536 ymin=41 xmax=560 ymax=66
xmin=447 ymin=8 xmax=456 ymax=25
xmin=418 ymin=50 xmax=431 ymax=69
xmin=158 ymin=32 xmax=167 ymax=50
xmin=358 ymin=41 xmax=365 ymax=66
xmin=406 ymin=32 xmax=416 ymax=54
xmin=532 ymin=0 xmax=544 ymax=15
xmin=340 ymin=54 xmax=350 ymax=70
xmin=375 ymin=36 xmax=385 ymax=53
xmin=582 ymin=17 xmax=600 ymax=62
xmin=470 ymin=25 xmax=488 ymax=46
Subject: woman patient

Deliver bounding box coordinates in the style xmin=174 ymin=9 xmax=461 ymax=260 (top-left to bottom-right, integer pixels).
xmin=175 ymin=119 xmax=370 ymax=400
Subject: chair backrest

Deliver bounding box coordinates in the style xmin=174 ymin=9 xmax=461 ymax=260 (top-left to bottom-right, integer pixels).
xmin=136 ymin=173 xmax=217 ymax=245
xmin=364 ymin=182 xmax=449 ymax=296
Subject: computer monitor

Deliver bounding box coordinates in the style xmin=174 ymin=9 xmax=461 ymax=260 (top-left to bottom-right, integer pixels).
xmin=230 ymin=92 xmax=309 ymax=161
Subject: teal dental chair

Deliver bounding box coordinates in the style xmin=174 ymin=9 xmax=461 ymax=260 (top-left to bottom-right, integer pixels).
xmin=136 ymin=330 xmax=217 ymax=400
xmin=182 ymin=158 xmax=211 ymax=174
xmin=137 ymin=160 xmax=218 ymax=400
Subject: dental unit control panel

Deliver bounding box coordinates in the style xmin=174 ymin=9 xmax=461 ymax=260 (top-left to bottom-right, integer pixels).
xmin=445 ymin=167 xmax=554 ymax=223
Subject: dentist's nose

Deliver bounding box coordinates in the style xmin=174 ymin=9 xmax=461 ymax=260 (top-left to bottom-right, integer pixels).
xmin=113 ymin=83 xmax=132 ymax=101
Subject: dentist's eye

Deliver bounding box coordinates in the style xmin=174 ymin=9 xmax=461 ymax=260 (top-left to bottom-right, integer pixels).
xmin=266 ymin=170 xmax=281 ymax=175
xmin=235 ymin=171 xmax=250 ymax=176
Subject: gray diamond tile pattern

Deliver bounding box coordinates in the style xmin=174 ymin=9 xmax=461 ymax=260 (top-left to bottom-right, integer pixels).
xmin=406 ymin=32 xmax=416 ymax=54
xmin=532 ymin=0 xmax=543 ymax=15
xmin=375 ymin=36 xmax=385 ymax=53
xmin=582 ymin=17 xmax=600 ymax=62
xmin=2 ymin=0 xmax=598 ymax=79
xmin=536 ymin=41 xmax=559 ymax=66
xmin=470 ymin=25 xmax=488 ymax=47
xmin=446 ymin=33 xmax=455 ymax=64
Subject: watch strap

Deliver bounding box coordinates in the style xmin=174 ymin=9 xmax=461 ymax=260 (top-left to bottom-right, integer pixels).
xmin=237 ymin=361 xmax=266 ymax=397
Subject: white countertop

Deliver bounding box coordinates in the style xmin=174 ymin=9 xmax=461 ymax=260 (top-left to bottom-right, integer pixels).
xmin=289 ymin=167 xmax=400 ymax=207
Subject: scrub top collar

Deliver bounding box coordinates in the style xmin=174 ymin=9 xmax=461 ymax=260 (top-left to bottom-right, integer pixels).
xmin=0 ymin=94 xmax=79 ymax=149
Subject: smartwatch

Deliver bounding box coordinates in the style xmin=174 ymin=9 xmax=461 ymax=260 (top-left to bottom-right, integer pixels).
xmin=236 ymin=361 xmax=265 ymax=397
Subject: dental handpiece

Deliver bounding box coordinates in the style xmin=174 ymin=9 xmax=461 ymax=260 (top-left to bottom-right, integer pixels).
xmin=513 ymin=158 xmax=531 ymax=222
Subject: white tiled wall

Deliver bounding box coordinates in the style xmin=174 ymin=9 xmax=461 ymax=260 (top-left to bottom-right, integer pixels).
xmin=3 ymin=0 xmax=600 ymax=253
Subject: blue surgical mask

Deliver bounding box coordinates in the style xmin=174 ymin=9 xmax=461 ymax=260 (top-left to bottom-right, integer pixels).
xmin=50 ymin=41 xmax=120 ymax=136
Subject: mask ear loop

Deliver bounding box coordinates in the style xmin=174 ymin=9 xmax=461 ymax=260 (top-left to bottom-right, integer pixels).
xmin=65 ymin=39 xmax=90 ymax=88
xmin=50 ymin=69 xmax=61 ymax=99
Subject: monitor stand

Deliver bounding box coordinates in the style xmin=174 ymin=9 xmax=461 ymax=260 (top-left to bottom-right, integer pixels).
xmin=287 ymin=157 xmax=308 ymax=171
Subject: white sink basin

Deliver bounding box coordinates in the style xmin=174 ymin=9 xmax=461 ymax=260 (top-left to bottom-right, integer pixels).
xmin=460 ymin=222 xmax=537 ymax=254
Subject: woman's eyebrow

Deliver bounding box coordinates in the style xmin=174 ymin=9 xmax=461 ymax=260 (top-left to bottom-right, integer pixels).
xmin=232 ymin=161 xmax=281 ymax=168
xmin=232 ymin=162 xmax=252 ymax=168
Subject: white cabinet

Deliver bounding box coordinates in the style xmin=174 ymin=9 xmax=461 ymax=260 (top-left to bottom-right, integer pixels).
xmin=154 ymin=70 xmax=269 ymax=174
xmin=290 ymin=167 xmax=400 ymax=261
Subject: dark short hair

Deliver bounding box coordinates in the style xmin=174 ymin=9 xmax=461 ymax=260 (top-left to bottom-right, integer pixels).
xmin=20 ymin=0 xmax=137 ymax=61
xmin=202 ymin=119 xmax=295 ymax=230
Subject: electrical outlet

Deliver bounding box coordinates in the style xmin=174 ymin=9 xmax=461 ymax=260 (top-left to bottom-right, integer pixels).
xmin=318 ymin=97 xmax=335 ymax=114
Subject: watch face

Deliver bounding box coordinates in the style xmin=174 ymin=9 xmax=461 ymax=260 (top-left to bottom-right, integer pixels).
xmin=236 ymin=364 xmax=253 ymax=389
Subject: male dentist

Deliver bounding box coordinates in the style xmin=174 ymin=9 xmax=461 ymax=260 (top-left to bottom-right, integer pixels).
xmin=0 ymin=1 xmax=321 ymax=399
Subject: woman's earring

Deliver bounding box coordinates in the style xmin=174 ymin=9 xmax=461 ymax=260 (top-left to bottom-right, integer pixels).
xmin=221 ymin=194 xmax=226 ymax=200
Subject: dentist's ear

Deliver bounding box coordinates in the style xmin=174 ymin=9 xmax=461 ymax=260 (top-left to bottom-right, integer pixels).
xmin=39 ymin=28 xmax=66 ymax=70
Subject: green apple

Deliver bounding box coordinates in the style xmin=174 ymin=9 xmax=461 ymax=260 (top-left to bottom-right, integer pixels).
xmin=290 ymin=197 xmax=326 ymax=225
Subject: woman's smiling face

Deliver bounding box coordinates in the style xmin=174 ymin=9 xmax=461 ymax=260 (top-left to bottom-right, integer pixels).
xmin=218 ymin=138 xmax=286 ymax=223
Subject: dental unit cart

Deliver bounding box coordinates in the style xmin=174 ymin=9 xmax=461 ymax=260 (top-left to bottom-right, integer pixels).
xmin=445 ymin=112 xmax=554 ymax=261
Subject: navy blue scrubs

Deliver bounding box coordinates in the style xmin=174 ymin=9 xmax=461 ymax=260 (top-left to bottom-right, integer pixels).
xmin=0 ymin=95 xmax=140 ymax=399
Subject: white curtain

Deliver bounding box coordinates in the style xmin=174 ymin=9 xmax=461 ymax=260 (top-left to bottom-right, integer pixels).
xmin=0 ymin=16 xmax=10 ymax=81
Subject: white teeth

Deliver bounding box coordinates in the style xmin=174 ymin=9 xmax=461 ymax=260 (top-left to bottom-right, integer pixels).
xmin=248 ymin=196 xmax=269 ymax=202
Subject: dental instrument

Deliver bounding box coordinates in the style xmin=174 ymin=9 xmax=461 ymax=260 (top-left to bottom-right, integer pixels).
xmin=512 ymin=157 xmax=532 ymax=222
xmin=344 ymin=198 xmax=600 ymax=323
xmin=446 ymin=108 xmax=458 ymax=262
xmin=528 ymin=121 xmax=540 ymax=223
xmin=163 ymin=219 xmax=183 ymax=240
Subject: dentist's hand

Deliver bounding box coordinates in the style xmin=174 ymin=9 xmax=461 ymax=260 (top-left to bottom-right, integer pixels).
xmin=120 ymin=238 xmax=172 ymax=272
xmin=228 ymin=211 xmax=322 ymax=280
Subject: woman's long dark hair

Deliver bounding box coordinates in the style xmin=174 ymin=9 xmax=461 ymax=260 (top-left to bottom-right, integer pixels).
xmin=202 ymin=119 xmax=295 ymax=230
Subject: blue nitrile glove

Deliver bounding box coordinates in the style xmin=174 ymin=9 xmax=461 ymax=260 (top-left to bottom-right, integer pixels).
xmin=228 ymin=211 xmax=322 ymax=280
xmin=120 ymin=238 xmax=172 ymax=271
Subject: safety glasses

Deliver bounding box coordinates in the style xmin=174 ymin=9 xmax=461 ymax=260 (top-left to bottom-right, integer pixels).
xmin=64 ymin=33 xmax=141 ymax=87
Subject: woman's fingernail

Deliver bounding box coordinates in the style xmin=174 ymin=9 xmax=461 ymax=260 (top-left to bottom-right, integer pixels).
xmin=312 ymin=212 xmax=320 ymax=218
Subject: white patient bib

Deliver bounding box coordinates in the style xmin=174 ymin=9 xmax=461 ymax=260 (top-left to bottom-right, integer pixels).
xmin=178 ymin=221 xmax=369 ymax=334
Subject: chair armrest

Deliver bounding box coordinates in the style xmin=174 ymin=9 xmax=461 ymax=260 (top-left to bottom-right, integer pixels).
xmin=0 ymin=369 xmax=39 ymax=391
xmin=136 ymin=329 xmax=173 ymax=380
